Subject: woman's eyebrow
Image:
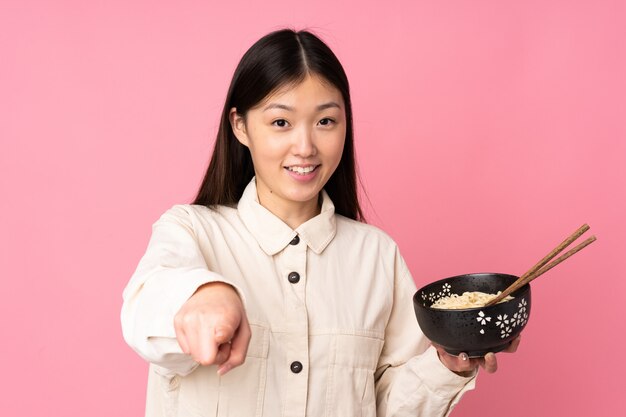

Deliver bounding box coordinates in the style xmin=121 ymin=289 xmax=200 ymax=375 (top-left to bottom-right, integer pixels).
xmin=262 ymin=102 xmax=342 ymax=112
xmin=263 ymin=103 xmax=294 ymax=112
xmin=316 ymin=102 xmax=341 ymax=111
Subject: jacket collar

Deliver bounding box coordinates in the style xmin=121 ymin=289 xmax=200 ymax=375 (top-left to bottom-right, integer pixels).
xmin=237 ymin=178 xmax=336 ymax=255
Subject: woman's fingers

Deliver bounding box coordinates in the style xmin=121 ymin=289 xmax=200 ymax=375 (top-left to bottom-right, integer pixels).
xmin=475 ymin=335 xmax=520 ymax=373
xmin=480 ymin=352 xmax=498 ymax=373
xmin=433 ymin=335 xmax=523 ymax=375
xmin=214 ymin=341 xmax=232 ymax=366
xmin=184 ymin=322 xmax=237 ymax=366
xmin=218 ymin=314 xmax=251 ymax=376
xmin=174 ymin=282 xmax=250 ymax=371
xmin=433 ymin=344 xmax=502 ymax=374
xmin=433 ymin=344 xmax=476 ymax=374
xmin=194 ymin=323 xmax=221 ymax=365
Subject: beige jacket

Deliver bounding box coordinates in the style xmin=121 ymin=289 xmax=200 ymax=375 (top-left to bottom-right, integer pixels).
xmin=121 ymin=179 xmax=476 ymax=417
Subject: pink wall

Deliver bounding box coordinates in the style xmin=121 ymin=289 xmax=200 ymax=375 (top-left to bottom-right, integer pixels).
xmin=2 ymin=0 xmax=624 ymax=416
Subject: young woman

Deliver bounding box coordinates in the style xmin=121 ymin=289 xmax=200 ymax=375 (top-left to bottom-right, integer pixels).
xmin=121 ymin=28 xmax=519 ymax=417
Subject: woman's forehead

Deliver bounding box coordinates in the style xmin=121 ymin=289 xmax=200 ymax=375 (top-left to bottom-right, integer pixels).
xmin=257 ymin=74 xmax=343 ymax=109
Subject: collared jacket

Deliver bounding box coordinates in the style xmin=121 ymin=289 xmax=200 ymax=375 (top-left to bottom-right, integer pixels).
xmin=121 ymin=179 xmax=476 ymax=417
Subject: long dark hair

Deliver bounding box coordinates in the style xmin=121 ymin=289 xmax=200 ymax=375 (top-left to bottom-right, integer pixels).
xmin=193 ymin=29 xmax=364 ymax=221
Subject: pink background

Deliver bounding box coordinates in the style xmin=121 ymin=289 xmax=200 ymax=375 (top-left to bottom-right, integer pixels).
xmin=2 ymin=0 xmax=624 ymax=416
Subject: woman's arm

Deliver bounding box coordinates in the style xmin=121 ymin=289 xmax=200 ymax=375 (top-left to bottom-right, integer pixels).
xmin=374 ymin=254 xmax=477 ymax=417
xmin=121 ymin=205 xmax=249 ymax=376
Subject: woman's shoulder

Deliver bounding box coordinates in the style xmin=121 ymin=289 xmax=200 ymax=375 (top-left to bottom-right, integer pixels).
xmin=334 ymin=214 xmax=399 ymax=249
xmin=155 ymin=203 xmax=238 ymax=228
xmin=333 ymin=215 xmax=409 ymax=283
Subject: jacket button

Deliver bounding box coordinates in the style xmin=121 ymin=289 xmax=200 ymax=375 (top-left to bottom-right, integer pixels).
xmin=169 ymin=376 xmax=180 ymax=389
xmin=290 ymin=235 xmax=300 ymax=245
xmin=288 ymin=272 xmax=300 ymax=284
xmin=290 ymin=361 xmax=303 ymax=374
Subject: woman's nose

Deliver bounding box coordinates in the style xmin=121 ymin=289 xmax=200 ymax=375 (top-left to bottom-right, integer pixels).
xmin=292 ymin=127 xmax=317 ymax=157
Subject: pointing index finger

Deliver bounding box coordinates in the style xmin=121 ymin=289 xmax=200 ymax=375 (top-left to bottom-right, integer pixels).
xmin=218 ymin=316 xmax=251 ymax=375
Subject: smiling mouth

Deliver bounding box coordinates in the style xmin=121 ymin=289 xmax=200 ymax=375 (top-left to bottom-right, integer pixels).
xmin=285 ymin=165 xmax=319 ymax=175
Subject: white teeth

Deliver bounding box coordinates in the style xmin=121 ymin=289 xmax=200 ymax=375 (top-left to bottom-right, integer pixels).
xmin=288 ymin=166 xmax=316 ymax=174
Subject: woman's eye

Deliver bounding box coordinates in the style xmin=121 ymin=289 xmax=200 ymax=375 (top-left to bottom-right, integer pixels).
xmin=319 ymin=118 xmax=335 ymax=126
xmin=272 ymin=119 xmax=289 ymax=127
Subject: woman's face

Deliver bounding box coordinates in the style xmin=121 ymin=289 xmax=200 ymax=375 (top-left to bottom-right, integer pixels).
xmin=230 ymin=74 xmax=346 ymax=218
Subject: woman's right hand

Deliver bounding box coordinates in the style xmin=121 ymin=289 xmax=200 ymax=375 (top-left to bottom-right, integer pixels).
xmin=174 ymin=282 xmax=251 ymax=375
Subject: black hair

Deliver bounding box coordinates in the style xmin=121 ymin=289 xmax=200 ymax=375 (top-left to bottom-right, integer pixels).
xmin=193 ymin=28 xmax=364 ymax=221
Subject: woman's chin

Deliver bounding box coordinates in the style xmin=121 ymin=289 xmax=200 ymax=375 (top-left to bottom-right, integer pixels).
xmin=282 ymin=190 xmax=321 ymax=205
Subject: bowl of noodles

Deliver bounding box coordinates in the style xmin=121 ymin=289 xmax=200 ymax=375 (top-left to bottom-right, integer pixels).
xmin=413 ymin=272 xmax=531 ymax=357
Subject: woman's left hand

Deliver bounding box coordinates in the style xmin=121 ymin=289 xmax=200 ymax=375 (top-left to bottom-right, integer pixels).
xmin=433 ymin=335 xmax=521 ymax=375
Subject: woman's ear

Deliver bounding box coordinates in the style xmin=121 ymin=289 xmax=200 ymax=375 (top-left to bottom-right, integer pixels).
xmin=229 ymin=107 xmax=249 ymax=147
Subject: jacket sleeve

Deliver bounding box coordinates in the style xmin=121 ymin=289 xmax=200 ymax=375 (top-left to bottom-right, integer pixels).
xmin=375 ymin=252 xmax=477 ymax=417
xmin=120 ymin=205 xmax=245 ymax=377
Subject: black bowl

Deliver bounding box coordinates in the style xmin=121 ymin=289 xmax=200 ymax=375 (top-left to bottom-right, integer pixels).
xmin=413 ymin=273 xmax=531 ymax=357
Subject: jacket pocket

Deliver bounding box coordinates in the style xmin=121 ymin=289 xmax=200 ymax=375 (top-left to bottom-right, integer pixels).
xmin=326 ymin=334 xmax=384 ymax=417
xmin=150 ymin=365 xmax=182 ymax=417
xmin=177 ymin=323 xmax=270 ymax=417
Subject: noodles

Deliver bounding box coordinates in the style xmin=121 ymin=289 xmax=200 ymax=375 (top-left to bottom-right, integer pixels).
xmin=430 ymin=291 xmax=513 ymax=309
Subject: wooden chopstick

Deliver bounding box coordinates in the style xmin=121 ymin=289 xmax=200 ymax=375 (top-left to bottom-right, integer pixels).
xmin=485 ymin=224 xmax=592 ymax=306
xmin=493 ymin=235 xmax=596 ymax=303
xmin=519 ymin=235 xmax=595 ymax=283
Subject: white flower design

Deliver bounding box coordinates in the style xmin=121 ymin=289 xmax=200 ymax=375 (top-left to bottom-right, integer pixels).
xmin=501 ymin=327 xmax=512 ymax=338
xmin=442 ymin=283 xmax=452 ymax=293
xmin=474 ymin=296 xmax=529 ymax=338
xmin=476 ymin=311 xmax=491 ymax=325
xmin=496 ymin=314 xmax=509 ymax=328
xmin=514 ymin=298 xmax=530 ymax=327
xmin=520 ymin=312 xmax=529 ymax=327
